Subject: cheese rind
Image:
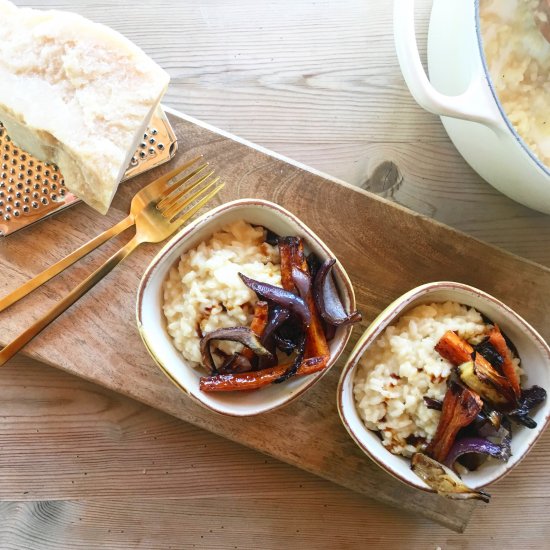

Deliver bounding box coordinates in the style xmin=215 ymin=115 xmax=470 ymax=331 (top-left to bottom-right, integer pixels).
xmin=0 ymin=0 xmax=170 ymax=213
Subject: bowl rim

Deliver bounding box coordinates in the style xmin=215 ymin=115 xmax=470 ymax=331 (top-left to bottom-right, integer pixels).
xmin=136 ymin=197 xmax=356 ymax=417
xmin=337 ymin=280 xmax=550 ymax=493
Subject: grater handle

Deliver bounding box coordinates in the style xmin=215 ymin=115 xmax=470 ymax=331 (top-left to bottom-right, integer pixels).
xmin=0 ymin=235 xmax=141 ymax=367
xmin=0 ymin=215 xmax=134 ymax=313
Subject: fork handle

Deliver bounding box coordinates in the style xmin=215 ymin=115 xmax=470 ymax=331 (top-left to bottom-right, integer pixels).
xmin=0 ymin=215 xmax=134 ymax=313
xmin=0 ymin=236 xmax=141 ymax=367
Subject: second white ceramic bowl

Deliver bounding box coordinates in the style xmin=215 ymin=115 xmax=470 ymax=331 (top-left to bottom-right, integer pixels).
xmin=338 ymin=281 xmax=550 ymax=492
xmin=137 ymin=198 xmax=356 ymax=416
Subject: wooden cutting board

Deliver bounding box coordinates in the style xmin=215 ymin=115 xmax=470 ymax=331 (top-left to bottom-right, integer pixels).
xmin=1 ymin=109 xmax=550 ymax=532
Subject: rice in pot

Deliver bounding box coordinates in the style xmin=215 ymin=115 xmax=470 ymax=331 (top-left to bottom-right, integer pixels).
xmin=480 ymin=0 xmax=550 ymax=167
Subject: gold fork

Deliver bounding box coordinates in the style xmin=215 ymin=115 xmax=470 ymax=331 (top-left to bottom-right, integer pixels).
xmin=0 ymin=156 xmax=210 ymax=313
xmin=0 ymin=160 xmax=223 ymax=367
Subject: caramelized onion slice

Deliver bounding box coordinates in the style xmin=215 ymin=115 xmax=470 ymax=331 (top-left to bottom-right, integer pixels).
xmin=411 ymin=453 xmax=491 ymax=503
xmin=218 ymin=353 xmax=253 ymax=374
xmin=312 ymin=259 xmax=362 ymax=326
xmin=443 ymin=437 xmax=512 ymax=471
xmin=508 ymin=385 xmax=547 ymax=428
xmin=200 ymin=327 xmax=273 ymax=374
xmin=274 ymin=334 xmax=306 ymax=383
xmin=239 ymin=273 xmax=311 ymax=327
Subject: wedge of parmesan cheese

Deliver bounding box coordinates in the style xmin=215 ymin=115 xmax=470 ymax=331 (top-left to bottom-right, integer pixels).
xmin=0 ymin=0 xmax=170 ymax=214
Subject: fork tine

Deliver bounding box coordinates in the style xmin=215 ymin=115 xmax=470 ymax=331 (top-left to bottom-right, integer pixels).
xmin=160 ymin=175 xmax=221 ymax=220
xmin=167 ymin=184 xmax=225 ymax=228
xmin=145 ymin=155 xmax=203 ymax=194
xmin=156 ymin=166 xmax=213 ymax=211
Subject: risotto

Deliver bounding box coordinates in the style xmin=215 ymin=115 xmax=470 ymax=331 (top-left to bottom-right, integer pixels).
xmin=353 ymin=302 xmax=524 ymax=458
xmin=479 ymin=0 xmax=550 ymax=167
xmin=163 ymin=220 xmax=281 ymax=367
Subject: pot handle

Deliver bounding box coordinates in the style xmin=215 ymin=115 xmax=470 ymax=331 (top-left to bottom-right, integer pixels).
xmin=394 ymin=0 xmax=501 ymax=129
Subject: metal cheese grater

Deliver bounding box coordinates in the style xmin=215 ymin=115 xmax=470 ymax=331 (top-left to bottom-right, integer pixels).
xmin=0 ymin=107 xmax=178 ymax=236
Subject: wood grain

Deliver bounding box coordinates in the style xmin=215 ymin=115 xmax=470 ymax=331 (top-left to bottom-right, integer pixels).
xmin=11 ymin=0 xmax=550 ymax=267
xmin=3 ymin=0 xmax=550 ymax=544
xmin=1 ymin=112 xmax=550 ymax=531
xmin=0 ymin=358 xmax=549 ymax=549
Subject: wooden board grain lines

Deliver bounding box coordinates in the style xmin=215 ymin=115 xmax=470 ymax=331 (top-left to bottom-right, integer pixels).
xmin=1 ymin=358 xmax=549 ymax=549
xmin=1 ymin=112 xmax=550 ymax=532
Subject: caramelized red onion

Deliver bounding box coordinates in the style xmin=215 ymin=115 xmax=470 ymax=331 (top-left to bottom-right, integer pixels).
xmin=274 ymin=334 xmax=306 ymax=383
xmin=443 ymin=436 xmax=512 ymax=471
xmin=218 ymin=353 xmax=253 ymax=374
xmin=508 ymin=385 xmax=547 ymax=428
xmin=313 ymin=259 xmax=362 ymax=326
xmin=239 ymin=273 xmax=311 ymax=327
xmin=200 ymin=327 xmax=273 ymax=374
xmin=291 ymin=266 xmax=311 ymax=302
xmin=423 ymin=396 xmax=443 ymax=411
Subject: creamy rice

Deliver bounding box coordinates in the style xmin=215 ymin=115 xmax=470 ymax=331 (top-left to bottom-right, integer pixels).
xmin=163 ymin=220 xmax=281 ymax=367
xmin=480 ymin=0 xmax=550 ymax=167
xmin=353 ymin=302 xmax=503 ymax=457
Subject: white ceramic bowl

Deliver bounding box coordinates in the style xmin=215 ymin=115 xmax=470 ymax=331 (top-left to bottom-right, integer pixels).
xmin=394 ymin=0 xmax=550 ymax=214
xmin=338 ymin=281 xmax=550 ymax=492
xmin=137 ymin=198 xmax=356 ymax=417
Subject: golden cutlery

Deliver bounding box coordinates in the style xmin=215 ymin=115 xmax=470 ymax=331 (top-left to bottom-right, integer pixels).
xmin=0 ymin=156 xmax=209 ymax=313
xmin=0 ymin=160 xmax=223 ymax=366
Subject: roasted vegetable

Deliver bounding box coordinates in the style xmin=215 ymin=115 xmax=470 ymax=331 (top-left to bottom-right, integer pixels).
xmin=239 ymin=273 xmax=311 ymax=327
xmin=264 ymin=228 xmax=280 ymax=246
xmin=411 ymin=453 xmax=491 ymax=503
xmin=199 ymin=355 xmax=328 ymax=392
xmin=426 ymin=381 xmax=483 ymax=463
xmin=218 ymin=353 xmax=253 ymax=374
xmin=473 ymin=405 xmax=503 ymax=434
xmin=241 ymin=301 xmax=269 ymax=363
xmin=291 ymin=266 xmax=312 ymax=302
xmin=508 ymin=385 xmax=547 ymax=428
xmin=274 ymin=334 xmax=306 ymax=383
xmin=261 ymin=306 xmax=291 ymax=347
xmin=487 ymin=325 xmax=521 ymax=399
xmin=473 ymin=339 xmax=504 ymax=371
xmin=443 ymin=436 xmax=512 ymax=472
xmin=313 ymin=258 xmax=362 ymax=326
xmin=278 ymin=236 xmax=303 ymax=293
xmin=306 ymin=252 xmax=323 ymax=280
xmin=423 ymin=396 xmax=443 ymax=411
xmin=200 ymin=327 xmax=273 ymax=374
xmin=281 ymin=237 xmax=330 ymax=363
xmin=435 ymin=330 xmax=475 ymax=365
xmin=436 ymin=331 xmax=516 ymax=408
xmin=458 ymin=354 xmax=516 ymax=408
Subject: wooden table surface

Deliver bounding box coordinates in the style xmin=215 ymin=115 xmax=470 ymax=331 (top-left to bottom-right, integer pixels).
xmin=3 ymin=0 xmax=550 ymax=548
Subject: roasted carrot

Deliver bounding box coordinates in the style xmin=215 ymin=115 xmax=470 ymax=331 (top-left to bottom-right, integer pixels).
xmin=436 ymin=330 xmax=517 ymax=407
xmin=426 ymin=382 xmax=483 ymax=463
xmin=278 ymin=237 xmax=301 ymax=293
xmin=435 ymin=330 xmax=474 ymax=365
xmin=199 ymin=355 xmax=329 ymax=392
xmin=278 ymin=236 xmax=329 ymax=360
xmin=487 ymin=325 xmax=521 ymax=399
xmin=241 ymin=301 xmax=269 ymax=362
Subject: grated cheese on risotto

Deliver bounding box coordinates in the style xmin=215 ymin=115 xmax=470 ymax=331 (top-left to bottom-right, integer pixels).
xmin=480 ymin=0 xmax=550 ymax=167
xmin=353 ymin=302 xmax=522 ymax=458
xmin=163 ymin=220 xmax=281 ymax=367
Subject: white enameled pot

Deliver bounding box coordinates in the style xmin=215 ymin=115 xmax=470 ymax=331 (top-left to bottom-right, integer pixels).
xmin=394 ymin=0 xmax=550 ymax=214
